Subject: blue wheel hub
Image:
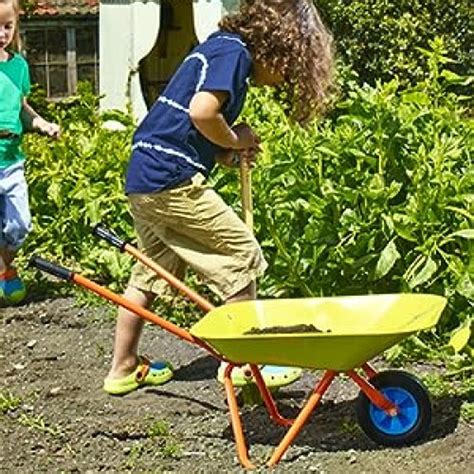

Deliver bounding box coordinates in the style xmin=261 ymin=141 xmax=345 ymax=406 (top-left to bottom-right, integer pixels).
xmin=369 ymin=387 xmax=419 ymax=435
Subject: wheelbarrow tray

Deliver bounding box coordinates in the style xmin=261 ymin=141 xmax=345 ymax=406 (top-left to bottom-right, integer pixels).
xmin=190 ymin=294 xmax=446 ymax=371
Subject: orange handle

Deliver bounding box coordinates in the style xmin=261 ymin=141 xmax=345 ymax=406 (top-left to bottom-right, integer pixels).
xmin=124 ymin=243 xmax=215 ymax=313
xmin=92 ymin=224 xmax=215 ymax=313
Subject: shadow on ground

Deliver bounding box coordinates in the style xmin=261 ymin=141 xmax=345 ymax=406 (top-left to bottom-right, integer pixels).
xmin=218 ymin=392 xmax=464 ymax=454
xmin=173 ymin=355 xmax=220 ymax=381
xmin=137 ymin=354 xmax=466 ymax=455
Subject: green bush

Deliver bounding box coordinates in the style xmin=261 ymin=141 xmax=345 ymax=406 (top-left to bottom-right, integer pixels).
xmin=19 ymin=44 xmax=472 ymax=341
xmin=231 ymin=39 xmax=472 ymax=333
xmin=21 ymin=83 xmax=136 ymax=286
xmin=318 ymin=0 xmax=472 ymax=85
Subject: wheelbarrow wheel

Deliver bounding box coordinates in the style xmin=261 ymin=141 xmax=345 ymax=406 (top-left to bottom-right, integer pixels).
xmin=356 ymin=370 xmax=432 ymax=446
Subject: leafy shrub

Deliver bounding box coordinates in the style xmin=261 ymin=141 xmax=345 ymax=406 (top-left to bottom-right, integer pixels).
xmin=318 ymin=0 xmax=472 ymax=85
xmin=228 ymin=39 xmax=472 ymax=333
xmin=18 ymin=44 xmax=472 ymax=342
xmin=20 ymin=83 xmax=136 ymax=286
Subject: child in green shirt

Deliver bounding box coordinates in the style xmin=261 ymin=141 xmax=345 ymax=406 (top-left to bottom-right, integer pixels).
xmin=0 ymin=0 xmax=60 ymax=303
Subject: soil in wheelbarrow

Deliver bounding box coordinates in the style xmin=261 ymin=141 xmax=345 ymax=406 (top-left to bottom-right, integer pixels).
xmin=244 ymin=324 xmax=330 ymax=335
xmin=1 ymin=296 xmax=473 ymax=473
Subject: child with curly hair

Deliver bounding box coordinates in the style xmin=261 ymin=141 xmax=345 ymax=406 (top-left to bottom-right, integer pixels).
xmin=104 ymin=0 xmax=334 ymax=395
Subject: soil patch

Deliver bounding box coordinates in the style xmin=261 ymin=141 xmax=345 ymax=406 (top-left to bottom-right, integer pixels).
xmin=1 ymin=296 xmax=472 ymax=473
xmin=244 ymin=324 xmax=328 ymax=334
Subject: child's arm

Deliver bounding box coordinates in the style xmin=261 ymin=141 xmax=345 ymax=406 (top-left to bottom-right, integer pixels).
xmin=21 ymin=100 xmax=60 ymax=138
xmin=189 ymin=91 xmax=259 ymax=150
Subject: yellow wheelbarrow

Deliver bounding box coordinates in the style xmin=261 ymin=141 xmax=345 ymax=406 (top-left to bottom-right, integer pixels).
xmin=30 ymin=225 xmax=447 ymax=469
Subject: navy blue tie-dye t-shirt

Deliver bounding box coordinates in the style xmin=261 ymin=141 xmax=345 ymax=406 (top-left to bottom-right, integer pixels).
xmin=125 ymin=32 xmax=252 ymax=194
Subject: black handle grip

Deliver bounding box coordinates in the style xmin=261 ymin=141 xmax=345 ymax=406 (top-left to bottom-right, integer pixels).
xmin=29 ymin=256 xmax=73 ymax=281
xmin=93 ymin=224 xmax=126 ymax=251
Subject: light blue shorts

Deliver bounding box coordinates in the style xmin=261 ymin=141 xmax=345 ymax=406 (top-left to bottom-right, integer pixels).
xmin=0 ymin=162 xmax=31 ymax=251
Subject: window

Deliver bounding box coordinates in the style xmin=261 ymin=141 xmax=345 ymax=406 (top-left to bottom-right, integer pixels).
xmin=21 ymin=20 xmax=99 ymax=99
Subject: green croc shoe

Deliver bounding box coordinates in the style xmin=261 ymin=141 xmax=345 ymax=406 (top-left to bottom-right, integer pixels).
xmin=103 ymin=356 xmax=173 ymax=395
xmin=217 ymin=363 xmax=302 ymax=388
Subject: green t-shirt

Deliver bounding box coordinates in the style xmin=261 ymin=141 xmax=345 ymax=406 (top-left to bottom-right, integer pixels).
xmin=0 ymin=52 xmax=31 ymax=168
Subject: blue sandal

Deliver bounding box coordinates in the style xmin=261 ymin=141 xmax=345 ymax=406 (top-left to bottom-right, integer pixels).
xmin=0 ymin=268 xmax=26 ymax=304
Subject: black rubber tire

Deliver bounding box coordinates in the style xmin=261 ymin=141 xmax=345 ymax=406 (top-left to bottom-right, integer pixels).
xmin=356 ymin=370 xmax=432 ymax=446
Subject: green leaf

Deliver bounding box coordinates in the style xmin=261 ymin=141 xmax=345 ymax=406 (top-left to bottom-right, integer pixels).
xmin=313 ymin=145 xmax=339 ymax=157
xmin=408 ymin=256 xmax=438 ymax=289
xmin=401 ymin=91 xmax=430 ymax=105
xmin=449 ymin=323 xmax=472 ymax=353
xmin=384 ymin=344 xmax=403 ymax=363
xmin=440 ymin=229 xmax=474 ymax=246
xmin=449 ymin=229 xmax=474 ymax=239
xmin=445 ymin=206 xmax=474 ymax=221
xmin=441 ymin=70 xmax=474 ymax=86
xmin=374 ymin=240 xmax=400 ymax=279
xmin=456 ymin=273 xmax=474 ymax=300
xmin=392 ymin=213 xmax=418 ymax=242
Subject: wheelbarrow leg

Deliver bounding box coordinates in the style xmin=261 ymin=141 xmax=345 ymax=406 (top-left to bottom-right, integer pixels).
xmin=347 ymin=370 xmax=398 ymax=414
xmin=267 ymin=370 xmax=336 ymax=467
xmin=250 ymin=364 xmax=294 ymax=427
xmin=223 ymin=364 xmax=256 ymax=469
xmin=362 ymin=362 xmax=377 ymax=379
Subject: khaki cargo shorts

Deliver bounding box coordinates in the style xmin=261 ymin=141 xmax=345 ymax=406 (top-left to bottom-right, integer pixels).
xmin=128 ymin=173 xmax=268 ymax=300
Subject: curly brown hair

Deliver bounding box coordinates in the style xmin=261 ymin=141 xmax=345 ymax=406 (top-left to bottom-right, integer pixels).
xmin=219 ymin=0 xmax=334 ymax=125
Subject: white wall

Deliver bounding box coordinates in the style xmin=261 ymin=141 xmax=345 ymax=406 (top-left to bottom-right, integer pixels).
xmin=100 ymin=0 xmax=240 ymax=120
xmin=192 ymin=0 xmax=224 ymax=43
xmin=100 ymin=0 xmax=161 ymax=119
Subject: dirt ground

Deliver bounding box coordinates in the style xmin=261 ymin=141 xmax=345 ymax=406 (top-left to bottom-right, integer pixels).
xmin=1 ymin=296 xmax=473 ymax=473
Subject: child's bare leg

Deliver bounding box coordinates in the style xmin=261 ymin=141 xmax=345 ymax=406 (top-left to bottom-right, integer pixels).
xmin=107 ymin=285 xmax=155 ymax=379
xmin=0 ymin=248 xmax=15 ymax=273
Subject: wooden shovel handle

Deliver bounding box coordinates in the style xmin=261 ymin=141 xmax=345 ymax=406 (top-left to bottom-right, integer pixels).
xmin=239 ymin=158 xmax=254 ymax=231
xmin=240 ymin=157 xmax=257 ymax=298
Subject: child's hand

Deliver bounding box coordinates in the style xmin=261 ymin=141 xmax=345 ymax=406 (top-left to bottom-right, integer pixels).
xmin=240 ymin=146 xmax=261 ymax=167
xmin=32 ymin=117 xmax=61 ymax=138
xmin=216 ymin=150 xmax=239 ymax=168
xmin=216 ymin=147 xmax=261 ymax=169
xmin=232 ymin=123 xmax=260 ymax=150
